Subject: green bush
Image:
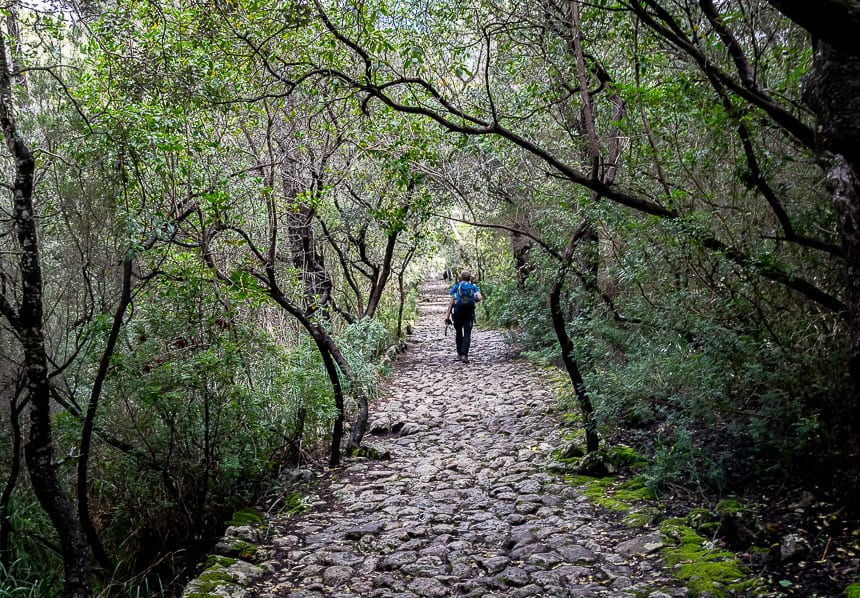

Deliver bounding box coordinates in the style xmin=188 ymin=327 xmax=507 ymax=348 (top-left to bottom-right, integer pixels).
xmin=46 ymin=271 xmax=339 ymax=590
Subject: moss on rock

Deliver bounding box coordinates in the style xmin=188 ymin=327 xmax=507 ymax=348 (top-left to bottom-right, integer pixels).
xmin=184 ymin=567 xmax=238 ymax=597
xmin=660 ymin=518 xmax=762 ymax=596
xmin=227 ymin=508 xmax=263 ymax=527
xmin=204 ymin=555 xmax=237 ymax=569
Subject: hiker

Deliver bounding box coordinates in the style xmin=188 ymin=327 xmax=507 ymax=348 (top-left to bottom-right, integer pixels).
xmin=445 ymin=270 xmax=483 ymax=363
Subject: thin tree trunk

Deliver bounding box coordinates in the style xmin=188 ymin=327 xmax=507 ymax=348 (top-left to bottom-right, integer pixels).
xmin=550 ymin=223 xmax=599 ymax=453
xmin=0 ymin=384 xmax=24 ymax=569
xmin=0 ymin=28 xmax=92 ymax=596
xmin=267 ymin=289 xmax=347 ymax=466
xmin=395 ymin=246 xmax=416 ymax=337
xmin=76 ymin=258 xmax=132 ymax=575
xmin=364 ymin=232 xmax=398 ymax=319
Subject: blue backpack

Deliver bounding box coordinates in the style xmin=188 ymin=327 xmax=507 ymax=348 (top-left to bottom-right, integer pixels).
xmin=455 ymin=282 xmax=476 ymax=308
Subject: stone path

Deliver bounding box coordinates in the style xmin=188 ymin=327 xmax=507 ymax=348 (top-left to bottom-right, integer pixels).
xmin=186 ymin=278 xmax=689 ymax=597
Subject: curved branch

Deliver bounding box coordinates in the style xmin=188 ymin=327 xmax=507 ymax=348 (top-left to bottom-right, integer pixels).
xmin=436 ymin=212 xmax=563 ymax=261
xmin=702 ymin=237 xmax=846 ymax=316
xmin=766 ymin=0 xmax=860 ymax=57
xmin=698 ymin=0 xmax=758 ymax=89
xmin=282 ymin=3 xmax=845 ymax=317
xmin=626 ymin=0 xmax=815 ymax=150
xmin=700 ymin=52 xmax=842 ymax=256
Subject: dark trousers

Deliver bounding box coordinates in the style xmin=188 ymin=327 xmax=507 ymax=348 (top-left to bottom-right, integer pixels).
xmin=453 ymin=310 xmax=475 ymax=356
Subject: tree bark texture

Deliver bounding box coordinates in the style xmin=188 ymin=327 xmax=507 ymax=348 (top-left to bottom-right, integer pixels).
xmin=511 ymin=232 xmax=534 ymax=288
xmin=0 ymin=27 xmax=92 ymax=597
xmin=363 ymin=231 xmax=397 ymax=320
xmin=803 ymin=38 xmax=860 ymax=449
xmin=0 ymin=387 xmax=24 ymax=569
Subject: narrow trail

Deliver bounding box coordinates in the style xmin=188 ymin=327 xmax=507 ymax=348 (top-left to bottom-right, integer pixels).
xmin=187 ymin=278 xmax=689 ymax=597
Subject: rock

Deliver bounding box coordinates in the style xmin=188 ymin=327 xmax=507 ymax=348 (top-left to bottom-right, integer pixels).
xmin=573 ymin=451 xmax=616 ymax=477
xmin=477 ymin=555 xmax=510 ymax=574
xmin=556 ymin=544 xmax=597 ymax=563
xmin=717 ymin=499 xmax=764 ymax=547
xmin=408 ymin=577 xmax=449 ymax=597
xmin=507 ymin=528 xmax=538 ymax=549
xmin=352 ymin=443 xmax=391 ymax=460
xmin=381 ymin=550 xmax=418 ymax=570
xmin=499 ymin=565 xmax=531 ymax=586
xmin=780 ymin=533 xmax=811 ymax=562
xmin=402 ymin=555 xmax=449 ymax=577
xmin=399 ymin=421 xmax=424 ymax=436
xmin=510 ymin=583 xmax=545 ymax=596
xmin=322 ymin=565 xmax=353 ymax=586
xmin=283 ymin=468 xmax=315 ymax=484
xmin=214 ymin=525 xmax=265 ymax=558
xmin=616 ymin=534 xmax=665 ymax=556
xmin=322 ymin=550 xmax=365 ymax=567
xmin=528 ymin=551 xmax=564 ymax=568
xmin=561 ymin=443 xmax=585 ymax=459
xmin=222 ymin=525 xmax=263 ymax=545
xmin=345 ymin=521 xmax=385 ymax=540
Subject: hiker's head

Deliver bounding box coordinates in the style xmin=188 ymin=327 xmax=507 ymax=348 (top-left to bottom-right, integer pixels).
xmin=459 ymin=270 xmax=472 ymax=282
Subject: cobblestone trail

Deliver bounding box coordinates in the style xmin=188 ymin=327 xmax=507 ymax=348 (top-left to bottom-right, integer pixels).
xmin=187 ymin=278 xmax=688 ymax=597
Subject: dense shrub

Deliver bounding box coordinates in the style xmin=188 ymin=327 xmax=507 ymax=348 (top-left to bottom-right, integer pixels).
xmin=480 ymin=234 xmax=849 ymax=494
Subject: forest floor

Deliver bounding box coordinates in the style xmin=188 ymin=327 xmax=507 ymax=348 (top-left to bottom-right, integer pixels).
xmin=184 ymin=277 xmax=856 ymax=597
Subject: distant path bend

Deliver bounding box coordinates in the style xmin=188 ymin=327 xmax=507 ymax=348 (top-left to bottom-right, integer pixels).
xmin=189 ymin=277 xmax=688 ymax=597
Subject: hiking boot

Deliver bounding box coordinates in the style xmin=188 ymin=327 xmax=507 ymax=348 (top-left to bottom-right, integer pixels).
xmin=462 ymin=355 xmax=470 ymax=363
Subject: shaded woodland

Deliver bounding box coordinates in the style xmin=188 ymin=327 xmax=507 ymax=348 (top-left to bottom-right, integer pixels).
xmin=0 ymin=0 xmax=858 ymax=595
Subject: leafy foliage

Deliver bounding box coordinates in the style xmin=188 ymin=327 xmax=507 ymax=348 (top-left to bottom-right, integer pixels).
xmin=0 ymin=0 xmax=856 ymax=594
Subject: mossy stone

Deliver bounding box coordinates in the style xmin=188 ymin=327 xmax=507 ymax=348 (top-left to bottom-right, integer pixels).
xmin=193 ymin=568 xmax=238 ymax=594
xmin=686 ymin=508 xmax=716 ymax=531
xmin=227 ymin=508 xmax=262 ymax=527
xmin=233 ymin=540 xmax=258 ymax=560
xmin=660 ymin=518 xmax=761 ymax=596
xmin=204 ymin=555 xmax=237 ymax=569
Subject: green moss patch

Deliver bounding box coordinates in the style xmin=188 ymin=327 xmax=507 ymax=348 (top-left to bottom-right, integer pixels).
xmin=660 ymin=518 xmax=762 ymax=596
xmin=561 ymin=453 xmax=763 ymax=595
xmin=233 ymin=540 xmax=258 ymax=560
xmin=204 ymin=555 xmax=237 ymax=569
xmin=188 ymin=568 xmax=238 ymax=596
xmin=567 ymin=474 xmax=656 ymax=513
xmin=846 ymin=582 xmax=860 ymax=597
xmin=553 ymin=444 xmax=648 ymax=477
xmin=227 ymin=508 xmax=262 ymax=527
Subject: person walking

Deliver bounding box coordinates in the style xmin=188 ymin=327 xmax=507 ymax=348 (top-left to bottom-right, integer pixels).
xmin=445 ymin=270 xmax=483 ymax=363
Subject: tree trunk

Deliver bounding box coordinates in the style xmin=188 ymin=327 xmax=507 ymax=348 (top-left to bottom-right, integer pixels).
xmin=76 ymin=259 xmax=132 ymax=575
xmin=395 ymin=246 xmax=416 ymax=337
xmin=804 ymin=40 xmax=860 ymax=451
xmin=511 ymin=232 xmax=534 ymax=288
xmin=364 ymin=232 xmax=397 ymax=319
xmin=551 ymin=223 xmax=600 ymax=453
xmin=0 ymin=28 xmax=92 ymax=596
xmin=269 ymin=290 xmax=347 ymax=467
xmin=0 ymin=385 xmax=24 ymax=569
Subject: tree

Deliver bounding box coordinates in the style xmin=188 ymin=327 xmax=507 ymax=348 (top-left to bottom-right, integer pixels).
xmin=763 ymin=0 xmax=860 ymax=445
xmin=0 ymin=16 xmax=92 ymax=598
xmin=274 ymin=0 xmax=854 ymax=459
